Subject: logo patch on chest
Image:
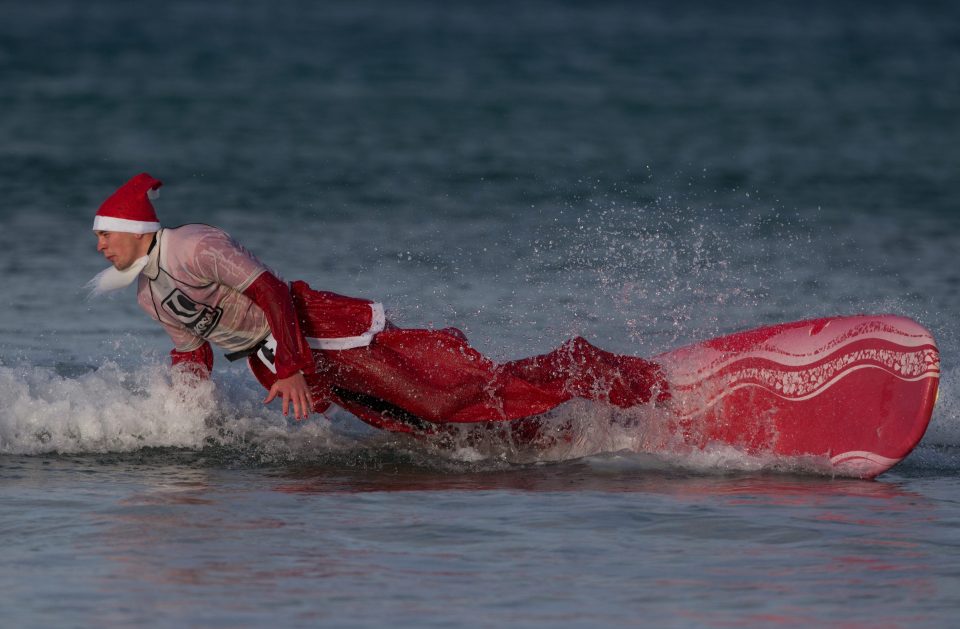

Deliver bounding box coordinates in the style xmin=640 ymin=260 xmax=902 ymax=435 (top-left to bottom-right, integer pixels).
xmin=161 ymin=289 xmax=223 ymax=338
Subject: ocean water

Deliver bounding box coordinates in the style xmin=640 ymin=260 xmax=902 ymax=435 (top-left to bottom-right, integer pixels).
xmin=2 ymin=0 xmax=960 ymax=626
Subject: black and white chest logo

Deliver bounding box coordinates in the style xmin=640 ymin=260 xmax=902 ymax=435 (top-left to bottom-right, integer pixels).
xmin=161 ymin=289 xmax=223 ymax=338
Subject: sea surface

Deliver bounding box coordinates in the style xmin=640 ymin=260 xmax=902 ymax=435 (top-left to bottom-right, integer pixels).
xmin=2 ymin=1 xmax=960 ymax=627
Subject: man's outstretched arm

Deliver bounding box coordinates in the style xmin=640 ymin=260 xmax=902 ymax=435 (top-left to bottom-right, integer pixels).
xmin=170 ymin=341 xmax=214 ymax=378
xmin=243 ymin=271 xmax=315 ymax=420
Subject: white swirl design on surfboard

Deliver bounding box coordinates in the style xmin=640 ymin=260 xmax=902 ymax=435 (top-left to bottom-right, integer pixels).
xmin=671 ymin=345 xmax=940 ymax=420
xmin=665 ymin=319 xmax=937 ymax=386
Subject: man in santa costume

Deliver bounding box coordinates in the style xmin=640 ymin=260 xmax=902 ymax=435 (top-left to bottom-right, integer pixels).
xmin=90 ymin=173 xmax=668 ymax=433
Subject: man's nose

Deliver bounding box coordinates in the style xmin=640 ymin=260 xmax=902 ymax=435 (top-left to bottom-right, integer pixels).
xmin=97 ymin=238 xmax=106 ymax=252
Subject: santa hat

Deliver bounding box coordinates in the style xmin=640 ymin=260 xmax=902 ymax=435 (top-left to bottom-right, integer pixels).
xmin=92 ymin=173 xmax=163 ymax=233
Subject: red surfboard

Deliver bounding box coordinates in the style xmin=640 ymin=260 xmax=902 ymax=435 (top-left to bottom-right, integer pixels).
xmin=651 ymin=315 xmax=940 ymax=478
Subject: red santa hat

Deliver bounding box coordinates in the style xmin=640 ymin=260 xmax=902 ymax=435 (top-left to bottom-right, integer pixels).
xmin=92 ymin=173 xmax=163 ymax=233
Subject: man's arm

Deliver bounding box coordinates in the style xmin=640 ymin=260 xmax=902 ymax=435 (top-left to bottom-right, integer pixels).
xmin=170 ymin=341 xmax=214 ymax=378
xmin=156 ymin=312 xmax=213 ymax=379
xmin=243 ymin=271 xmax=316 ymax=420
xmin=184 ymin=228 xmax=316 ymax=419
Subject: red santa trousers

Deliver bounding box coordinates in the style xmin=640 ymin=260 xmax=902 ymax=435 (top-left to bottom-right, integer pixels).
xmin=248 ymin=283 xmax=668 ymax=433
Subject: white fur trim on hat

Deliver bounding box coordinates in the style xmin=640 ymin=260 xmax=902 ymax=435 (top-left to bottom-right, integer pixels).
xmin=92 ymin=215 xmax=161 ymax=234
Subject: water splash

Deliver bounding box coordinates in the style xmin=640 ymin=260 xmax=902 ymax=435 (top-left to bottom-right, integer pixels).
xmin=921 ymin=365 xmax=960 ymax=447
xmin=0 ymin=360 xmax=347 ymax=459
xmin=0 ymin=362 xmax=214 ymax=455
xmin=508 ymin=195 xmax=825 ymax=358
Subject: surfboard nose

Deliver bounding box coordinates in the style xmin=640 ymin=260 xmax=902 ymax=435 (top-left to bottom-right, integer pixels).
xmin=653 ymin=314 xmax=940 ymax=478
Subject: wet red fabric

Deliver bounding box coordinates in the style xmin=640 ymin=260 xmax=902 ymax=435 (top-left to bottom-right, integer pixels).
xmin=247 ymin=284 xmax=669 ymax=432
xmin=500 ymin=336 xmax=670 ymax=408
xmin=242 ymin=272 xmax=315 ymax=379
xmin=170 ymin=341 xmax=214 ymax=378
xmin=288 ymin=280 xmax=377 ymax=339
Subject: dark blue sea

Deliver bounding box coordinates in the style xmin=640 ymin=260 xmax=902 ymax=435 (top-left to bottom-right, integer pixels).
xmin=2 ymin=1 xmax=960 ymax=626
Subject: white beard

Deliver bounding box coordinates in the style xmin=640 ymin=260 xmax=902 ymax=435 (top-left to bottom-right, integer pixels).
xmin=86 ymin=255 xmax=150 ymax=297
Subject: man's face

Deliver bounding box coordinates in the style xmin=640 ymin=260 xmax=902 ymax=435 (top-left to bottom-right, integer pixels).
xmin=95 ymin=231 xmax=144 ymax=270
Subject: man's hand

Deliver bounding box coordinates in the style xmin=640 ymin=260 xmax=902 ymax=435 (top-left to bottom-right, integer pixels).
xmin=264 ymin=371 xmax=314 ymax=420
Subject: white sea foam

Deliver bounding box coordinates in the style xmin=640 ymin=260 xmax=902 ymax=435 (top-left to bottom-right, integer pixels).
xmin=0 ymin=361 xmax=348 ymax=457
xmin=580 ymin=446 xmax=834 ymax=477
xmin=0 ymin=362 xmax=215 ymax=455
